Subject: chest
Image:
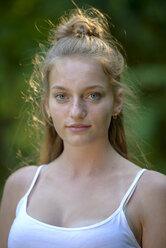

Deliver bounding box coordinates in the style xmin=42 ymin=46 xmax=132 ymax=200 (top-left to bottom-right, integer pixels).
xmin=25 ymin=175 xmax=142 ymax=246
xmin=27 ymin=176 xmax=125 ymax=227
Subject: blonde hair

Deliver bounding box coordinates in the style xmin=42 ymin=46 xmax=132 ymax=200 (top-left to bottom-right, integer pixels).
xmin=29 ymin=7 xmax=147 ymax=166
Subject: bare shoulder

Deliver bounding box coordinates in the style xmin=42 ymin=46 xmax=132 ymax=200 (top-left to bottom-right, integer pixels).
xmin=140 ymin=169 xmax=166 ymax=197
xmin=2 ymin=165 xmax=39 ymax=201
xmin=6 ymin=165 xmax=39 ymax=187
xmin=137 ymin=170 xmax=166 ymax=247
xmin=137 ymin=169 xmax=166 ymax=224
xmin=0 ymin=165 xmax=39 ymax=213
xmin=0 ymin=165 xmax=39 ymax=247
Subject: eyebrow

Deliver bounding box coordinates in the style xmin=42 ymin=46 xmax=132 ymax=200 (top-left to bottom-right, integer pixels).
xmin=51 ymin=85 xmax=106 ymax=91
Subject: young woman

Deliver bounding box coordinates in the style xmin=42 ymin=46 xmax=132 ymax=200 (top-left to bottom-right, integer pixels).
xmin=0 ymin=7 xmax=166 ymax=248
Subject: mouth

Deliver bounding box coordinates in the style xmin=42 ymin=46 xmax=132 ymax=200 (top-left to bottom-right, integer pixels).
xmin=66 ymin=124 xmax=91 ymax=132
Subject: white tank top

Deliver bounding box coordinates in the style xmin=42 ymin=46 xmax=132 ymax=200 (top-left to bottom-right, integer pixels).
xmin=8 ymin=165 xmax=147 ymax=248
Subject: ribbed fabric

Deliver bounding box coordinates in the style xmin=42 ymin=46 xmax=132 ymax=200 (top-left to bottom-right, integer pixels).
xmin=8 ymin=165 xmax=147 ymax=248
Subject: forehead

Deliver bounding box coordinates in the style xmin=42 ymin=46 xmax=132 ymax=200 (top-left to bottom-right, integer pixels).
xmin=49 ymin=56 xmax=110 ymax=90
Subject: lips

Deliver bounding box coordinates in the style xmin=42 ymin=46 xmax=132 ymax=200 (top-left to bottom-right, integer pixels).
xmin=66 ymin=123 xmax=91 ymax=131
xmin=67 ymin=124 xmax=91 ymax=128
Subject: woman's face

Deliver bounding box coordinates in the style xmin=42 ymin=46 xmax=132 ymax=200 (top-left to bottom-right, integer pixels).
xmin=46 ymin=56 xmax=122 ymax=147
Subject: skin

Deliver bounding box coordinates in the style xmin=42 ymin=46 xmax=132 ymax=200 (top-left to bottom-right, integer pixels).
xmin=46 ymin=56 xmax=122 ymax=155
xmin=0 ymin=56 xmax=166 ymax=248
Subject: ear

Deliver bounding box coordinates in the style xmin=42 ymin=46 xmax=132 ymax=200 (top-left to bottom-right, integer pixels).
xmin=113 ymin=88 xmax=123 ymax=116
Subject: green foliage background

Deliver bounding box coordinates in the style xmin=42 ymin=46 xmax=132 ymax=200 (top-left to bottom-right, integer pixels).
xmin=0 ymin=0 xmax=166 ymax=197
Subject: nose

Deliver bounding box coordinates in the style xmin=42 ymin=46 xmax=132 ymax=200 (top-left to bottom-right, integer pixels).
xmin=70 ymin=97 xmax=87 ymax=120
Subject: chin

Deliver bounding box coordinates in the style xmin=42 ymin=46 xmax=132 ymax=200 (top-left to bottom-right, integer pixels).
xmin=64 ymin=135 xmax=101 ymax=147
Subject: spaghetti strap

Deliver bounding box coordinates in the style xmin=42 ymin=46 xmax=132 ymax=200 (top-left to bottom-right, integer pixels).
xmin=119 ymin=168 xmax=147 ymax=209
xmin=24 ymin=164 xmax=46 ymax=198
xmin=16 ymin=164 xmax=46 ymax=216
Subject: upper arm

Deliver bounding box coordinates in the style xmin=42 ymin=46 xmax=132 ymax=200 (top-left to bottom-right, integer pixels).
xmin=140 ymin=171 xmax=166 ymax=248
xmin=0 ymin=166 xmax=38 ymax=248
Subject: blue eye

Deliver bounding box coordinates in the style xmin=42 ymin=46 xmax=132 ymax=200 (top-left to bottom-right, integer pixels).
xmin=55 ymin=93 xmax=67 ymax=101
xmin=89 ymin=92 xmax=101 ymax=100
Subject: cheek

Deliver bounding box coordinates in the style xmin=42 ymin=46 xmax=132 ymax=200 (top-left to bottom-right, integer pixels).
xmin=49 ymin=98 xmax=67 ymax=117
xmin=50 ymin=110 xmax=65 ymax=137
xmin=101 ymin=108 xmax=112 ymax=127
xmin=51 ymin=110 xmax=66 ymax=127
xmin=48 ymin=101 xmax=67 ymax=129
xmin=99 ymin=98 xmax=114 ymax=117
xmin=91 ymin=102 xmax=113 ymax=126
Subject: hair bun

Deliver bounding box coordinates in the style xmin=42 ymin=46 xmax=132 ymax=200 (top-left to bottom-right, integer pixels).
xmin=56 ymin=16 xmax=103 ymax=40
xmin=72 ymin=20 xmax=101 ymax=38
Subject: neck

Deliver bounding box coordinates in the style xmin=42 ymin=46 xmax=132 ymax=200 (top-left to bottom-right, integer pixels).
xmin=57 ymin=139 xmax=118 ymax=178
